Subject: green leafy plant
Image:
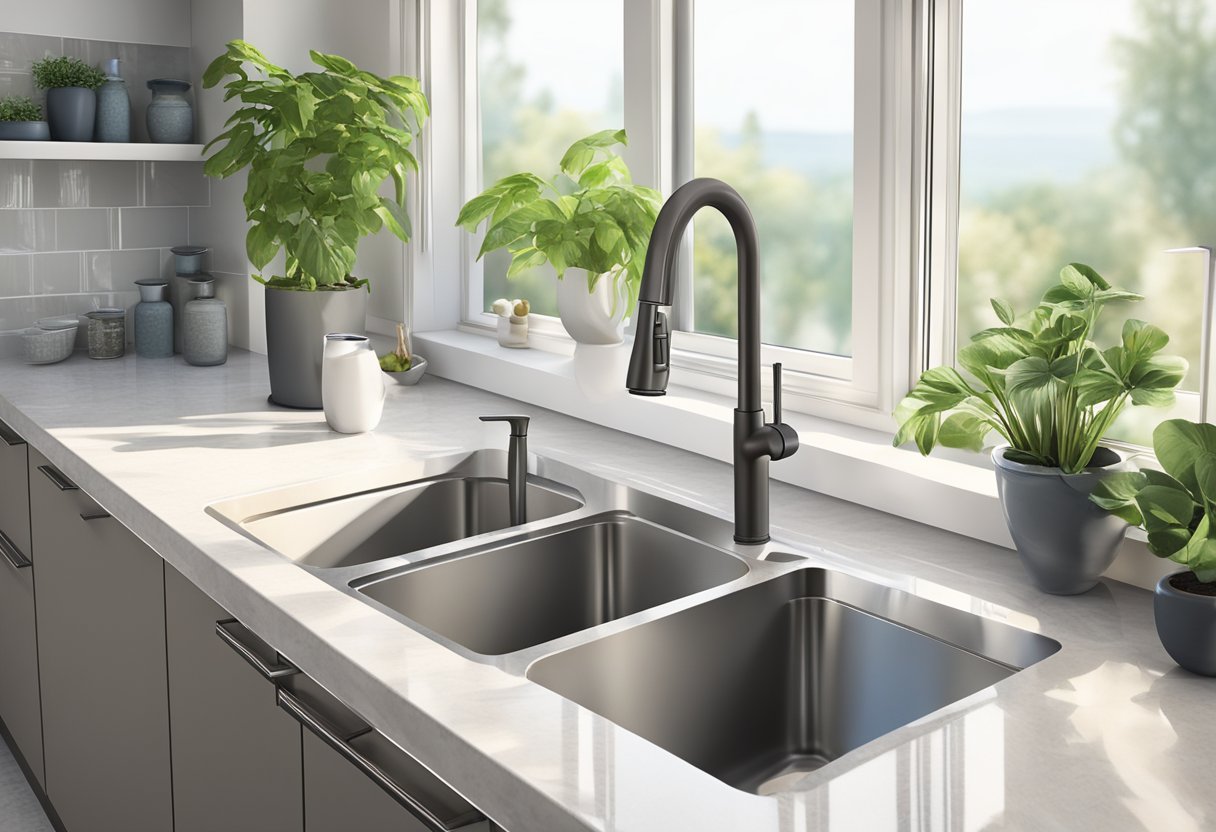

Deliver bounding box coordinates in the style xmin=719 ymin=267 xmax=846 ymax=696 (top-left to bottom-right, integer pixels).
xmin=1091 ymin=420 xmax=1216 ymax=583
xmin=0 ymin=95 xmax=41 ymax=122
xmin=455 ymin=129 xmax=662 ymax=314
xmin=31 ymin=56 xmax=104 ymax=90
xmin=201 ymin=40 xmax=428 ymax=291
xmin=894 ymin=263 xmax=1187 ymax=473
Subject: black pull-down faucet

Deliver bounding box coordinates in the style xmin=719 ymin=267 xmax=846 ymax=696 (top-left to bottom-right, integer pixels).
xmin=626 ymin=178 xmax=798 ymax=544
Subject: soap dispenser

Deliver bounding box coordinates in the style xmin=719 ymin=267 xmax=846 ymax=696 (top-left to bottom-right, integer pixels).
xmin=95 ymin=58 xmax=130 ymax=143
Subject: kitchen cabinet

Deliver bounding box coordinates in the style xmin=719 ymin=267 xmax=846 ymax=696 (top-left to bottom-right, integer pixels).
xmin=165 ymin=564 xmax=305 ymax=832
xmin=29 ymin=448 xmax=173 ymax=832
xmin=0 ymin=418 xmax=42 ymax=786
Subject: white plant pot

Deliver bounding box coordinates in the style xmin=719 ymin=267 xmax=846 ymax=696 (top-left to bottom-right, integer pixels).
xmin=321 ymin=334 xmax=385 ymax=434
xmin=556 ymin=268 xmax=630 ymax=345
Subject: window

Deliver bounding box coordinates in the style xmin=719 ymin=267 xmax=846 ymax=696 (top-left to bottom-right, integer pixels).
xmin=471 ymin=0 xmax=624 ymax=319
xmin=953 ymin=0 xmax=1212 ymax=443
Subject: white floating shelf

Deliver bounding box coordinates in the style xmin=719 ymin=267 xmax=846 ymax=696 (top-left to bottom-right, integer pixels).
xmin=0 ymin=141 xmax=205 ymax=162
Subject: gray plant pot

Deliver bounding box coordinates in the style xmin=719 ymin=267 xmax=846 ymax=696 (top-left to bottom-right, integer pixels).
xmin=265 ymin=286 xmax=367 ymax=409
xmin=992 ymin=445 xmax=1129 ymax=595
xmin=1155 ymin=571 xmax=1216 ymax=676
xmin=46 ymin=87 xmax=96 ymax=142
xmin=0 ymin=121 xmax=50 ymax=141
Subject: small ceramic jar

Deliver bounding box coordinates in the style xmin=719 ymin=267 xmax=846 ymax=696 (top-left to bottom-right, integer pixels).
xmin=134 ymin=279 xmax=173 ymax=358
xmin=171 ymin=273 xmax=214 ymax=354
xmin=170 ymin=245 xmax=207 ymax=275
xmin=183 ymin=298 xmax=228 ymax=366
xmin=146 ymin=79 xmax=193 ymax=143
xmin=497 ymin=314 xmax=529 ymax=348
xmin=84 ymin=309 xmax=126 ymax=360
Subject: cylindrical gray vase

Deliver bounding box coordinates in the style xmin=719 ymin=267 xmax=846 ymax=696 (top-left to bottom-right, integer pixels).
xmin=134 ymin=280 xmax=172 ymax=358
xmin=992 ymin=446 xmax=1129 ymax=595
xmin=95 ymin=59 xmax=130 ymax=143
xmin=183 ymin=298 xmax=227 ymax=366
xmin=46 ymin=87 xmax=96 ymax=141
xmin=170 ymin=273 xmax=213 ymax=353
xmin=265 ymin=287 xmax=367 ymax=409
xmin=146 ymin=79 xmax=193 ymax=143
xmin=1155 ymin=571 xmax=1216 ymax=676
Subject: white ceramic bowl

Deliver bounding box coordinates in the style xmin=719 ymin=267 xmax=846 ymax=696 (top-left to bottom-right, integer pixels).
xmin=384 ymin=354 xmax=427 ymax=386
xmin=21 ymin=326 xmax=77 ymax=365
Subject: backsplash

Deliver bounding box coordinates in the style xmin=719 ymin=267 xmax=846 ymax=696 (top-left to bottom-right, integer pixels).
xmin=0 ymin=159 xmax=210 ymax=342
xmin=0 ymin=31 xmax=192 ymax=143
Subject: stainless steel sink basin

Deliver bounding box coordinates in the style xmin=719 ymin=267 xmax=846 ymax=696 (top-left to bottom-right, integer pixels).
xmin=354 ymin=514 xmax=749 ymax=656
xmin=206 ymin=450 xmax=583 ymax=569
xmin=527 ymin=565 xmax=1060 ymax=794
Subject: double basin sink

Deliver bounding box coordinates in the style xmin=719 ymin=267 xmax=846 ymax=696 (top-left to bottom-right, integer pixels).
xmin=208 ymin=449 xmax=1059 ymax=795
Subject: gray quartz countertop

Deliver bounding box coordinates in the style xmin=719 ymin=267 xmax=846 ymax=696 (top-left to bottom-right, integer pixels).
xmin=0 ymin=350 xmax=1210 ymax=831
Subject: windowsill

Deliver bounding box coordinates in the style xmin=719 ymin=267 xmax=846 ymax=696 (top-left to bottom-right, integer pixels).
xmin=413 ymin=327 xmax=1174 ymax=592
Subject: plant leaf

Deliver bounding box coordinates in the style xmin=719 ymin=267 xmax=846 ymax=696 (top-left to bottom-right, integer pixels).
xmin=991 ymin=298 xmax=1015 ymax=325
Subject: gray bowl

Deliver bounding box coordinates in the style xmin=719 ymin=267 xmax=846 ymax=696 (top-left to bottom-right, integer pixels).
xmin=0 ymin=121 xmax=50 ymax=141
xmin=21 ymin=326 xmax=76 ymax=365
xmin=384 ymin=355 xmax=427 ymax=386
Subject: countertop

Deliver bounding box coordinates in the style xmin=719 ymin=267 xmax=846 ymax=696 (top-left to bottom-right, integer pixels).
xmin=0 ymin=349 xmax=1209 ymax=831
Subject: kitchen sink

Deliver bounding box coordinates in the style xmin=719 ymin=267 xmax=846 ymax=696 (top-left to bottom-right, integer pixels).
xmin=206 ymin=450 xmax=584 ymax=568
xmin=527 ymin=565 xmax=1060 ymax=794
xmin=354 ymin=514 xmax=749 ymax=655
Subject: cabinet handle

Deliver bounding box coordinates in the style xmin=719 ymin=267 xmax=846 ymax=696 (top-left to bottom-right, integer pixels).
xmin=215 ymin=619 xmax=300 ymax=681
xmin=37 ymin=465 xmax=78 ymax=491
xmin=276 ymin=687 xmax=485 ymax=832
xmin=0 ymin=529 xmax=31 ymax=570
xmin=79 ymin=511 xmax=111 ymax=522
xmin=0 ymin=422 xmax=24 ymax=446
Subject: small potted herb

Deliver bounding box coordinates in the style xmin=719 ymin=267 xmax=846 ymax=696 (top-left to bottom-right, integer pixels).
xmin=0 ymin=95 xmax=49 ymax=141
xmin=1091 ymin=420 xmax=1216 ymax=675
xmin=457 ymin=129 xmax=662 ymax=345
xmin=32 ymin=56 xmax=104 ymax=141
xmin=894 ymin=264 xmax=1186 ymax=594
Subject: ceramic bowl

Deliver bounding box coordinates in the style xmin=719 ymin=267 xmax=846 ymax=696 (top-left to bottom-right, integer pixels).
xmin=384 ymin=355 xmax=427 ymax=386
xmin=21 ymin=326 xmax=77 ymax=365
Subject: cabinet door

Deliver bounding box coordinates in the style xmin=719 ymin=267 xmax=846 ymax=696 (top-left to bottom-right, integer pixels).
xmin=30 ymin=449 xmax=173 ymax=832
xmin=165 ymin=564 xmax=304 ymax=832
xmin=0 ymin=420 xmax=42 ymax=786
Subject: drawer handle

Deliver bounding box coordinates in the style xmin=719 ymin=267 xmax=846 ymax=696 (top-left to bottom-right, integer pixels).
xmin=37 ymin=465 xmax=78 ymax=491
xmin=0 ymin=423 xmax=24 ymax=447
xmin=79 ymin=511 xmax=111 ymax=522
xmin=215 ymin=619 xmax=300 ymax=681
xmin=276 ymin=687 xmax=484 ymax=832
xmin=0 ymin=529 xmax=31 ymax=570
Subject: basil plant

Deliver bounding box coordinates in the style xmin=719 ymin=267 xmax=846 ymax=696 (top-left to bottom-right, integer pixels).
xmin=1091 ymin=420 xmax=1216 ymax=583
xmin=894 ymin=264 xmax=1187 ymax=473
xmin=202 ymin=40 xmax=428 ymax=291
xmin=456 ymin=129 xmax=662 ymax=316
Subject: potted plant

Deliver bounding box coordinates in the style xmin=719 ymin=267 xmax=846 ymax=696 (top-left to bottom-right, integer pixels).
xmin=32 ymin=56 xmax=104 ymax=141
xmin=894 ymin=263 xmax=1187 ymax=594
xmin=1091 ymin=420 xmax=1216 ymax=675
xmin=0 ymin=95 xmax=50 ymax=141
xmin=456 ymin=129 xmax=662 ymax=345
xmin=202 ymin=40 xmax=428 ymax=408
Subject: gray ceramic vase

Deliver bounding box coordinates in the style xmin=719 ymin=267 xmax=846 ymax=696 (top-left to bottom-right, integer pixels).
xmin=146 ymin=79 xmax=193 ymax=143
xmin=1155 ymin=571 xmax=1216 ymax=676
xmin=265 ymin=287 xmax=367 ymax=409
xmin=0 ymin=121 xmax=50 ymax=140
xmin=992 ymin=445 xmax=1129 ymax=595
xmin=46 ymin=87 xmax=96 ymax=141
xmin=95 ymin=59 xmax=130 ymax=143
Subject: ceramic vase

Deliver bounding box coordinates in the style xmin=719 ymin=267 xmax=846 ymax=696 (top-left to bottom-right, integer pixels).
xmin=556 ymin=268 xmax=630 ymax=345
xmin=134 ymin=280 xmax=173 ymax=358
xmin=183 ymin=299 xmax=228 ymax=366
xmin=322 ymin=334 xmax=385 ymax=434
xmin=992 ymin=445 xmax=1130 ymax=595
xmin=95 ymin=58 xmax=130 ymax=142
xmin=146 ymin=79 xmax=193 ymax=143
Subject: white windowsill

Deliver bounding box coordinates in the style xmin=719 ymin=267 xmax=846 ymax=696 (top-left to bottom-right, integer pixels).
xmin=413 ymin=327 xmax=1174 ymax=592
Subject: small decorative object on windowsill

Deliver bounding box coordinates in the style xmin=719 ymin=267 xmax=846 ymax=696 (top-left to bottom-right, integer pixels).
xmin=1091 ymin=420 xmax=1216 ymax=676
xmin=894 ymin=263 xmax=1187 ymax=595
xmin=380 ymin=323 xmax=428 ymax=386
xmin=95 ymin=58 xmax=130 ymax=143
xmin=492 ymin=298 xmax=529 ymax=349
xmin=32 ymin=56 xmax=103 ymax=142
xmin=182 ymin=277 xmax=227 ymax=366
xmin=0 ymin=95 xmax=50 ymax=141
xmin=323 ymin=334 xmax=385 ymax=433
xmin=146 ymin=79 xmax=193 ymax=143
xmin=457 ymin=130 xmax=660 ymax=345
xmin=134 ymin=279 xmax=173 ymax=358
xmin=83 ymin=308 xmax=126 ymax=360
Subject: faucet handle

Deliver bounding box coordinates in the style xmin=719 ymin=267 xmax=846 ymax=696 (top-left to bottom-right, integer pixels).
xmin=772 ymin=363 xmax=784 ymax=424
xmin=479 ymin=415 xmax=530 ymax=436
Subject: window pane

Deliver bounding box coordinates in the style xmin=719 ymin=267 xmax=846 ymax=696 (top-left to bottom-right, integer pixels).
xmin=957 ymin=0 xmax=1210 ymax=443
xmin=692 ymin=0 xmax=854 ymax=356
xmin=476 ymin=0 xmax=624 ymax=317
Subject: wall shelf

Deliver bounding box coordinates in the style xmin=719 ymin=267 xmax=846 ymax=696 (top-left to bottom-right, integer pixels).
xmin=0 ymin=141 xmax=205 ymax=162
